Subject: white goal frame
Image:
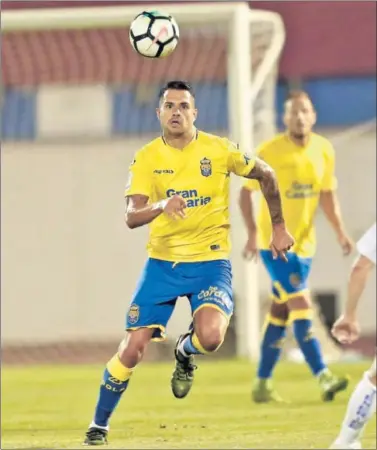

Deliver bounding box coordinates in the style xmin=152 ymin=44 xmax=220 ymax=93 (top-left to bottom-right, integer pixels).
xmin=2 ymin=2 xmax=285 ymax=360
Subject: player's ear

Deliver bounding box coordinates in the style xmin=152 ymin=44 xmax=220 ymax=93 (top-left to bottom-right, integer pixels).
xmin=312 ymin=108 xmax=317 ymax=126
xmin=193 ymin=108 xmax=198 ymax=122
xmin=156 ymin=108 xmax=160 ymax=120
xmin=282 ymin=110 xmax=288 ymax=127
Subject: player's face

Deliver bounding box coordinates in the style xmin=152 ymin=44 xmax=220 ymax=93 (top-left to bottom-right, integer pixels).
xmin=157 ymin=89 xmax=197 ymax=136
xmin=283 ymin=97 xmax=316 ymax=138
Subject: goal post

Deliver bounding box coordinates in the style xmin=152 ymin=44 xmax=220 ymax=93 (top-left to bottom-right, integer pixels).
xmin=2 ymin=3 xmax=285 ymax=361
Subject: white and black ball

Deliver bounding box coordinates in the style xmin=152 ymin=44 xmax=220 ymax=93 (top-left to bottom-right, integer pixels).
xmin=129 ymin=11 xmax=179 ymax=58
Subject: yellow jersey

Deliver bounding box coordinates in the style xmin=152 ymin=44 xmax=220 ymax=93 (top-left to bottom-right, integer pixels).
xmin=244 ymin=133 xmax=337 ymax=258
xmin=125 ymin=130 xmax=255 ymax=262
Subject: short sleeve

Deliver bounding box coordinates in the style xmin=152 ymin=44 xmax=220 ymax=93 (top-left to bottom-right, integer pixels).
xmin=225 ymin=138 xmax=255 ymax=177
xmin=242 ymin=141 xmax=269 ymax=192
xmin=321 ymin=143 xmax=338 ymax=191
xmin=124 ymin=151 xmax=152 ymax=198
xmin=357 ymin=223 xmax=376 ymax=264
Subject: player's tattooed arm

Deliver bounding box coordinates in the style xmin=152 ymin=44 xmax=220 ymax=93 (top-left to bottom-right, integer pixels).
xmin=125 ymin=194 xmax=164 ymax=229
xmin=245 ymin=157 xmax=284 ymax=226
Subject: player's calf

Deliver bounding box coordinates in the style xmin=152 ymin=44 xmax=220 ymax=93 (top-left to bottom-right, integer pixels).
xmin=289 ymin=298 xmax=349 ymax=401
xmin=83 ymin=328 xmax=153 ymax=446
xmin=252 ymin=302 xmax=288 ymax=403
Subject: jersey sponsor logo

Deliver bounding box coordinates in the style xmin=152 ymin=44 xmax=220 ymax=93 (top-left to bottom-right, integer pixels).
xmin=200 ymin=157 xmax=212 ymax=177
xmin=166 ymin=189 xmax=211 ymax=207
xmin=285 ymin=181 xmax=318 ymax=199
xmin=153 ymin=169 xmax=174 ymax=174
xmin=128 ymin=304 xmax=140 ymax=325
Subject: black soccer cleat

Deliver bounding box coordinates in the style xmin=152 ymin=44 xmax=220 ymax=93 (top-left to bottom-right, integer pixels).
xmin=83 ymin=427 xmax=108 ymax=446
xmin=171 ymin=333 xmax=197 ymax=399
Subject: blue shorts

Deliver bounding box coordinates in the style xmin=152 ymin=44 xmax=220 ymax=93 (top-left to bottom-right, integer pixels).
xmin=260 ymin=250 xmax=312 ymax=303
xmin=126 ymin=258 xmax=233 ymax=341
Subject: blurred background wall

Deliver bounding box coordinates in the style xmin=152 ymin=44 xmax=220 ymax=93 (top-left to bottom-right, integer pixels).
xmin=1 ymin=1 xmax=376 ymax=359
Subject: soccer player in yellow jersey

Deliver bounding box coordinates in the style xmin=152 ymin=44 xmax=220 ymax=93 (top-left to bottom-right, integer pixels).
xmin=239 ymin=90 xmax=354 ymax=404
xmin=83 ymin=80 xmax=294 ymax=446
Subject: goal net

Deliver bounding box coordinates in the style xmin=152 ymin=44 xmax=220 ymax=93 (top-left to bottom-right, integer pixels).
xmin=1 ymin=2 xmax=285 ymax=364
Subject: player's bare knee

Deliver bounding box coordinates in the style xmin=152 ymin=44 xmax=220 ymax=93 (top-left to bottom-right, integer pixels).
xmin=270 ymin=302 xmax=289 ymax=321
xmin=118 ymin=328 xmax=154 ymax=368
xmin=196 ymin=326 xmax=225 ymax=353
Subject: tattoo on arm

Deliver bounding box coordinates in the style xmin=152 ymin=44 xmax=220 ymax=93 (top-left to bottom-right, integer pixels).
xmin=245 ymin=158 xmax=284 ymax=225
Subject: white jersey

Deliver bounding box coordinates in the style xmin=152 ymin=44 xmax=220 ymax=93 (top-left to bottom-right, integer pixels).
xmin=356 ymin=223 xmax=376 ymax=265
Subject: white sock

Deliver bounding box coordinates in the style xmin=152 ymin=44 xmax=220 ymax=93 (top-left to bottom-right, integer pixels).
xmin=317 ymin=367 xmax=331 ymax=378
xmin=177 ymin=335 xmax=190 ymax=357
xmin=335 ymin=372 xmax=376 ymax=445
xmin=89 ymin=421 xmax=109 ymax=432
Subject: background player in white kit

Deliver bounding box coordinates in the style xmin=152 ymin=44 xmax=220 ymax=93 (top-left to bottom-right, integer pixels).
xmin=330 ymin=222 xmax=376 ymax=449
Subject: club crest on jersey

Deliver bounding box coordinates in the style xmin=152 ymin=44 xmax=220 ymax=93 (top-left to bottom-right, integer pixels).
xmin=200 ymin=157 xmax=212 ymax=177
xmin=128 ymin=304 xmax=139 ymax=325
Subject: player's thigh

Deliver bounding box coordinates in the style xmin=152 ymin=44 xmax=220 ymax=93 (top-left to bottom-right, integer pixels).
xmin=118 ymin=327 xmax=155 ymax=367
xmin=269 ymin=300 xmax=289 ymax=322
xmin=126 ymin=258 xmax=183 ymax=341
xmin=190 ymin=259 xmax=233 ymax=319
xmin=260 ymin=250 xmax=312 ymax=307
xmin=190 ymin=259 xmax=233 ymax=343
xmin=193 ymin=307 xmax=229 ymax=349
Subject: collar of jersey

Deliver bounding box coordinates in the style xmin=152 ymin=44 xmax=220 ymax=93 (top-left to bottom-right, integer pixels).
xmin=161 ymin=129 xmax=199 ymax=150
xmin=284 ymin=132 xmax=313 ymax=150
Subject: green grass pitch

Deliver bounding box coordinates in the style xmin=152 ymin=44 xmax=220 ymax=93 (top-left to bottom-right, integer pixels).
xmin=2 ymin=360 xmax=376 ymax=449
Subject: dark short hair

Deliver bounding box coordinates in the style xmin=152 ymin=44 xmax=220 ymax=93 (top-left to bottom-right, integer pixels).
xmin=285 ymin=90 xmax=315 ymax=110
xmin=285 ymin=90 xmax=312 ymax=102
xmin=158 ymin=80 xmax=195 ymax=101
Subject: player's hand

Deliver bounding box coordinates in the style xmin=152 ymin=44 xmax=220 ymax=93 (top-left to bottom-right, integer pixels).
xmin=243 ymin=232 xmax=259 ymax=261
xmin=337 ymin=232 xmax=354 ymax=256
xmin=163 ymin=194 xmax=187 ymax=220
xmin=331 ymin=314 xmax=360 ymax=344
xmin=270 ymin=223 xmax=294 ymax=262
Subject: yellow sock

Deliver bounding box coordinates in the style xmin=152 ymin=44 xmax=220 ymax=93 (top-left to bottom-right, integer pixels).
xmin=191 ymin=333 xmax=223 ymax=354
xmin=106 ymin=354 xmax=133 ymax=381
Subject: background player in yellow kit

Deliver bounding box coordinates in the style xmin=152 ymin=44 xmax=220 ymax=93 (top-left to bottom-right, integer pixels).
xmin=239 ymin=90 xmax=354 ymax=403
xmin=83 ymin=80 xmax=294 ymax=446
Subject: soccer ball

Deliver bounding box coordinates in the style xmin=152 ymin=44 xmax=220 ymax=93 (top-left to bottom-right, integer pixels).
xmin=129 ymin=11 xmax=179 ymax=58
